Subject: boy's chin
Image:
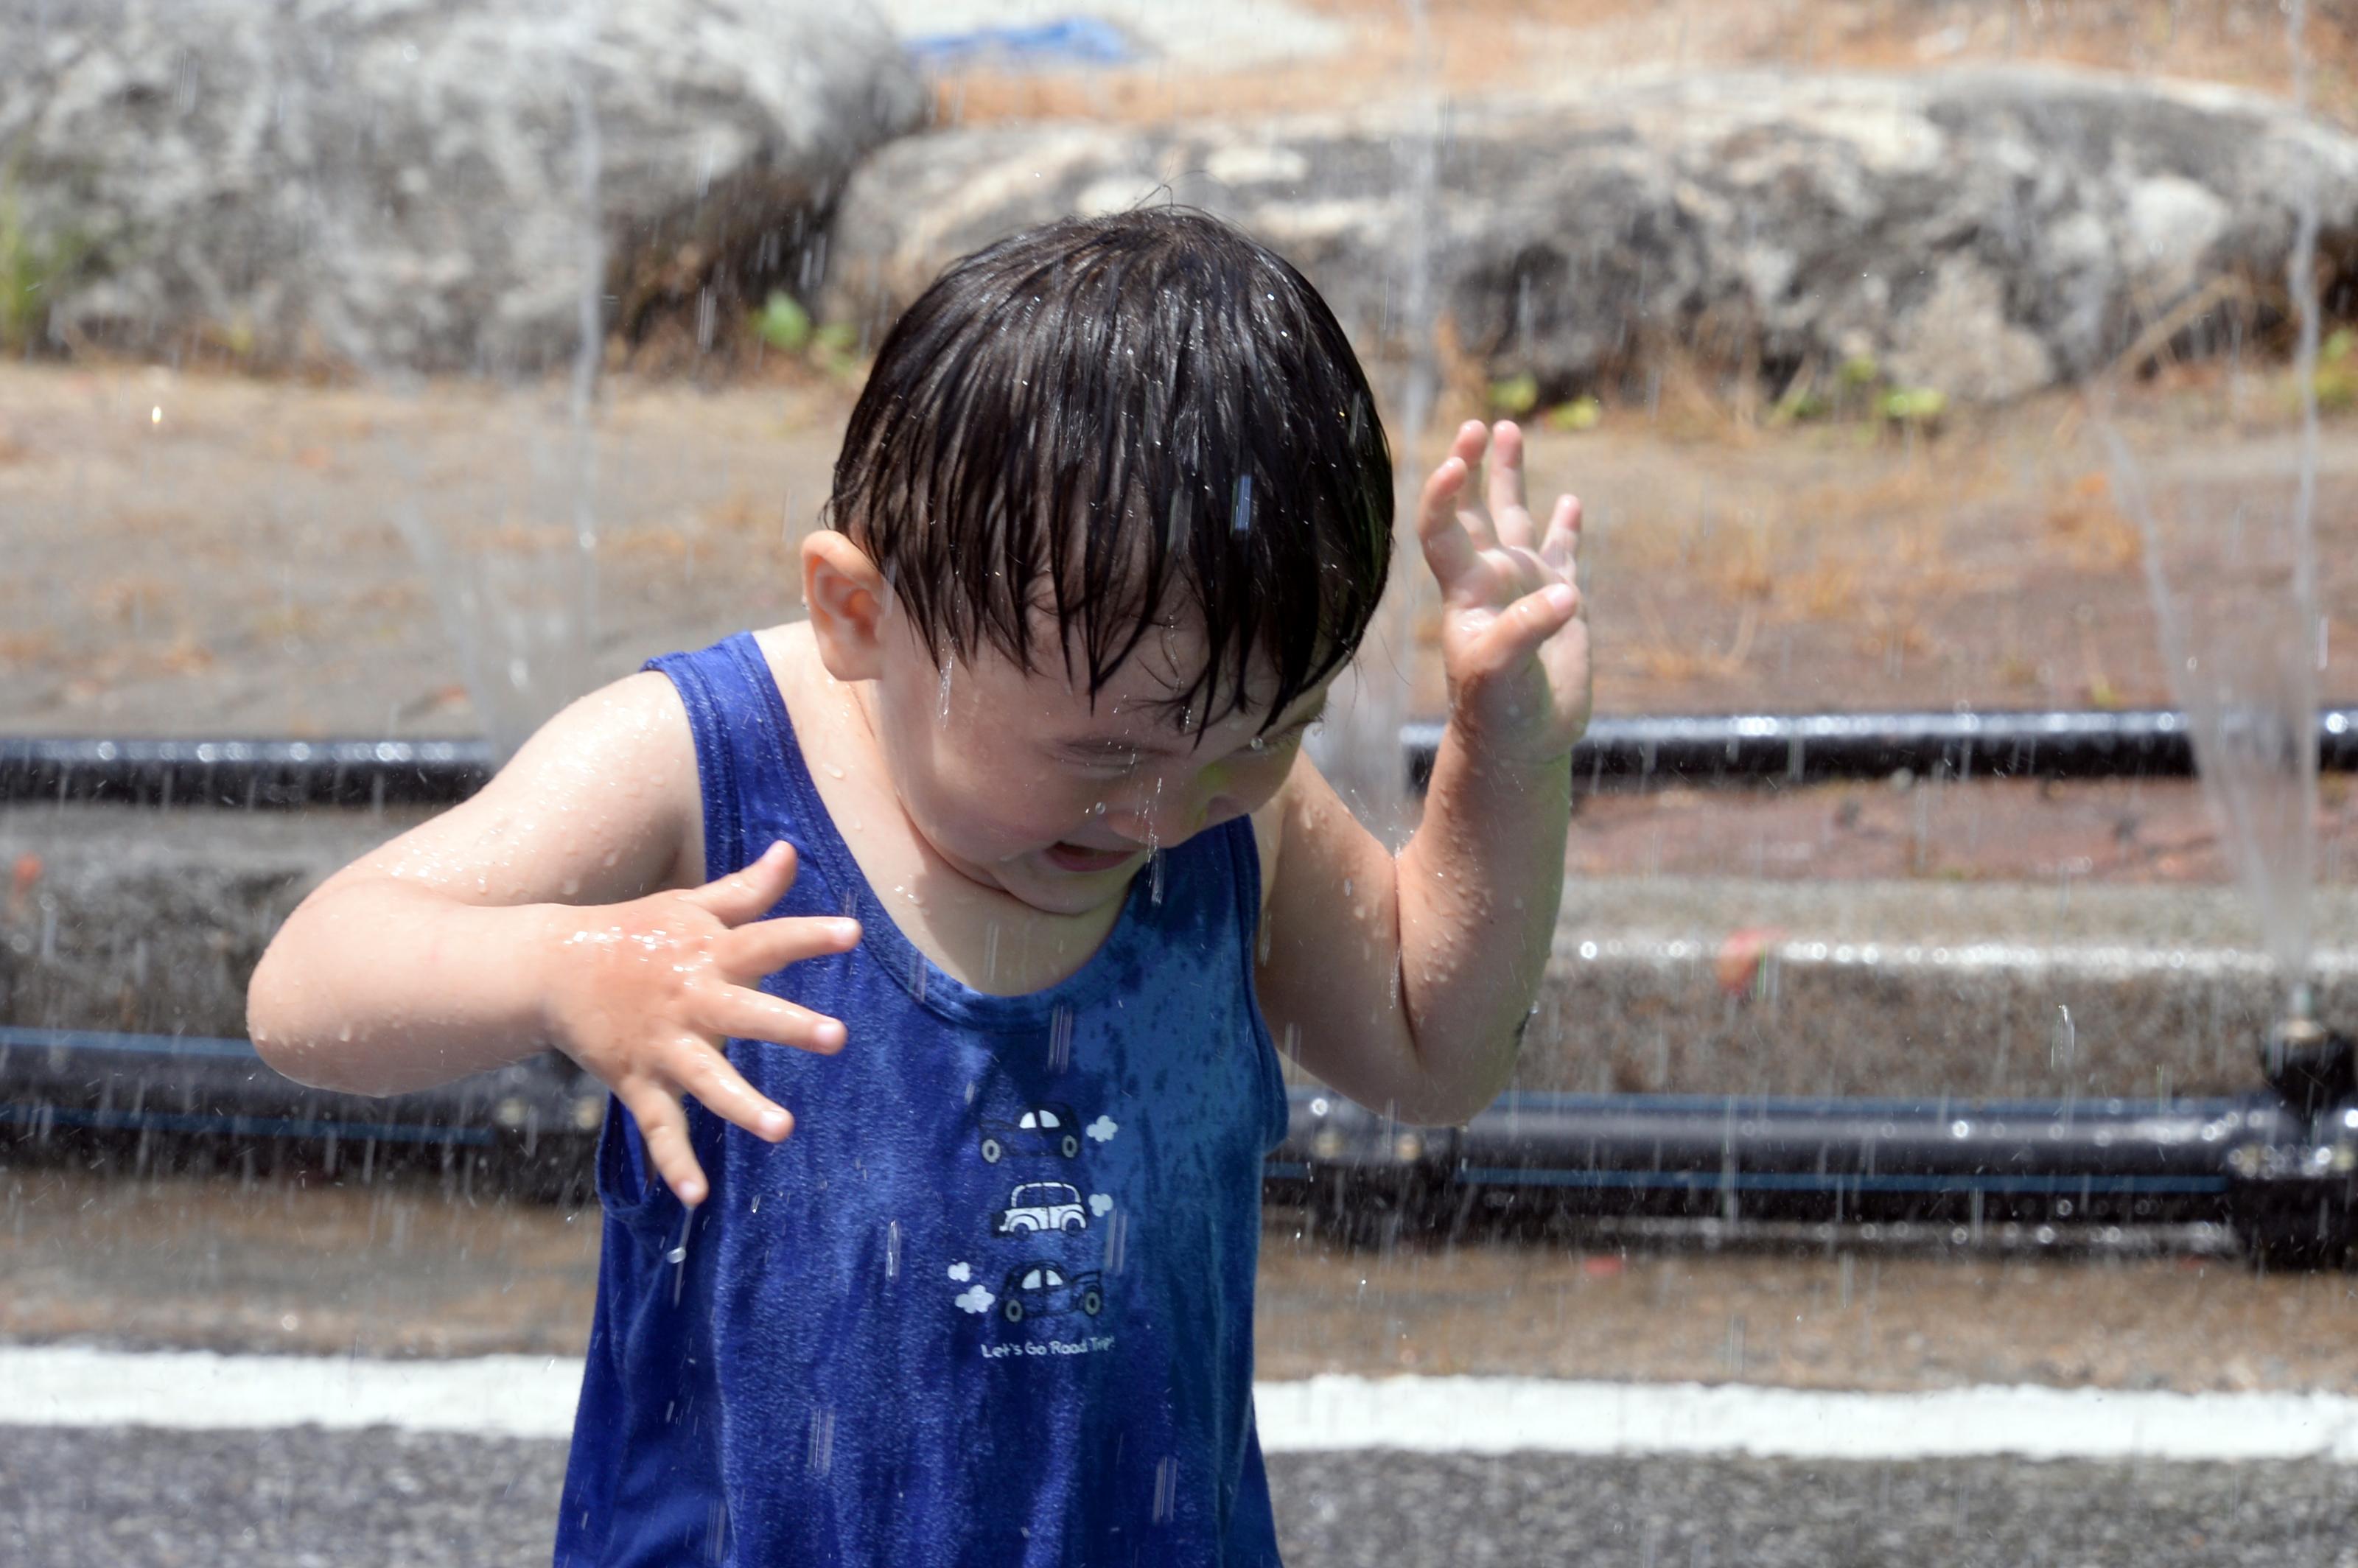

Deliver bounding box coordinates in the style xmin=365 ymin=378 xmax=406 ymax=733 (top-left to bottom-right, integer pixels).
xmin=992 ymin=847 xmax=1141 ymax=914
xmin=1040 ymin=840 xmax=1141 ymax=876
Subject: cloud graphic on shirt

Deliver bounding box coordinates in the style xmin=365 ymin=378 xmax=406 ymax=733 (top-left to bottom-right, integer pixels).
xmin=1088 ymin=1192 xmax=1114 ymax=1217
xmin=1086 ymin=1115 xmax=1118 ymax=1144
xmin=954 ymin=1284 xmax=996 ymax=1315
xmin=947 ymin=1261 xmax=971 ymax=1283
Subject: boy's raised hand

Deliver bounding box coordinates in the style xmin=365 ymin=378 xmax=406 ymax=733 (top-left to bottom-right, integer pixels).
xmin=541 ymin=840 xmax=858 ymax=1207
xmin=1416 ymin=419 xmax=1592 ymax=765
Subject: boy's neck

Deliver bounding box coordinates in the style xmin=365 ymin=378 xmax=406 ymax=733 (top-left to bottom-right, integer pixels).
xmin=759 ymin=623 xmax=1132 ymax=997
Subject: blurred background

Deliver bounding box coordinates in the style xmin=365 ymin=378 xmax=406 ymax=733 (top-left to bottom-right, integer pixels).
xmin=5 ymin=1 xmax=2358 ymax=1564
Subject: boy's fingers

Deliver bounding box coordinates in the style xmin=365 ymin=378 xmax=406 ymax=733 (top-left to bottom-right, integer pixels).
xmin=1486 ymin=421 xmax=1528 ymax=543
xmin=1483 ymin=582 xmax=1583 ymax=667
xmin=684 ymin=841 xmax=800 ymax=926
xmin=1451 ymin=418 xmax=1489 ymax=467
xmin=691 ymin=985 xmax=848 ymax=1055
xmin=666 ymin=1036 xmax=799 ymax=1141
xmin=1418 ymin=458 xmax=1483 ymax=594
xmin=1540 ymin=494 xmax=1583 ymax=571
xmin=716 ymin=913 xmax=861 ymax=981
xmin=618 ymin=1083 xmax=710 ymax=1207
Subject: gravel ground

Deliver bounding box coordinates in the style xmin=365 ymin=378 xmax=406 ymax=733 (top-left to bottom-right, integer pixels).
xmin=1273 ymin=1450 xmax=2358 ymax=1568
xmin=5 ymin=1426 xmax=2355 ymax=1568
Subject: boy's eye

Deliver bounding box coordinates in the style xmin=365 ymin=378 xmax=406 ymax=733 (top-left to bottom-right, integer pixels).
xmin=1247 ymin=723 xmax=1308 ymax=756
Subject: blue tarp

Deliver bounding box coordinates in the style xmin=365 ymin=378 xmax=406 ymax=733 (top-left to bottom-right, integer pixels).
xmin=904 ymin=17 xmax=1138 ymax=69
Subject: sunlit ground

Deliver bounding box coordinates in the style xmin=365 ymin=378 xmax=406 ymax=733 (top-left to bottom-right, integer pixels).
xmin=6 ymin=356 xmax=2354 ymax=730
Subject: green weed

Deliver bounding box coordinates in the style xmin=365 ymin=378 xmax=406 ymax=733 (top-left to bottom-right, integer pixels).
xmin=749 ymin=290 xmax=860 ymax=378
xmin=0 ymin=181 xmax=88 ymax=353
xmin=752 ymin=290 xmax=812 ymax=353
xmin=1486 ymin=371 xmax=1539 ymax=416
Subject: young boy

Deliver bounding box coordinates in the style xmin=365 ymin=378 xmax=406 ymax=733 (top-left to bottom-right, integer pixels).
xmin=248 ymin=208 xmax=1588 ymax=1566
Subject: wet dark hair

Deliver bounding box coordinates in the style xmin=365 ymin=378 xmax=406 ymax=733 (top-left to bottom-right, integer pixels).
xmin=826 ymin=206 xmax=1393 ymax=731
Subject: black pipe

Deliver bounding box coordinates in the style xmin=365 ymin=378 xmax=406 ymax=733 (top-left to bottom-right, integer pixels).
xmin=9 ymin=707 xmax=2357 ymax=807
xmin=1270 ymin=1083 xmax=2355 ymax=1253
xmin=10 ymin=1027 xmax=2351 ymax=1255
xmin=0 ymin=737 xmax=492 ymax=809
xmin=0 ymin=1026 xmax=600 ymax=1149
xmin=1 ymin=1026 xmax=2260 ymax=1200
xmin=1410 ymin=707 xmax=2358 ymax=789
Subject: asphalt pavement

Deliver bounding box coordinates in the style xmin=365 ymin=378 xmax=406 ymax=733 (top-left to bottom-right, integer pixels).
xmin=6 ymin=1426 xmax=2355 ymax=1567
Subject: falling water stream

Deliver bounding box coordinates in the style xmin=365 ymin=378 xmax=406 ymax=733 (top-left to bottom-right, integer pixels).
xmin=384 ymin=11 xmax=611 ymax=764
xmin=1302 ymin=0 xmax=1441 ymax=851
xmin=2102 ymin=0 xmax=2326 ymax=1021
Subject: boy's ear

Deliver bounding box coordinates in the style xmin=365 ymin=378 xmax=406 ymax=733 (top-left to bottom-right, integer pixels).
xmin=801 ymin=532 xmax=892 ymax=682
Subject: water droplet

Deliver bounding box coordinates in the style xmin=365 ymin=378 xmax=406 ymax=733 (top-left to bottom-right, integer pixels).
xmin=1152 ymin=1455 xmax=1179 ymax=1522
xmin=806 ymin=1406 xmax=837 ymax=1476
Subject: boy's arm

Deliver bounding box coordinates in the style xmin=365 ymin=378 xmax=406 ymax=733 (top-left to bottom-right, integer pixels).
xmin=1254 ymin=419 xmax=1587 ymax=1126
xmin=250 ymin=668 xmax=858 ymax=1208
xmin=247 ymin=672 xmax=707 ymax=1094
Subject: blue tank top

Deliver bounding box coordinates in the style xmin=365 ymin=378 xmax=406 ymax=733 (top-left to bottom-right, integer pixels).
xmin=553 ymin=632 xmax=1292 ymax=1567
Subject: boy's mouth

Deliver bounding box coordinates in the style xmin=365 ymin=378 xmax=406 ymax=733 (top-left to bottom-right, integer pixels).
xmin=1044 ymin=841 xmax=1139 ymax=875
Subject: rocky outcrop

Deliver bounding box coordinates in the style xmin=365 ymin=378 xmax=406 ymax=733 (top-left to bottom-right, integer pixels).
xmin=0 ymin=0 xmax=926 ymax=374
xmin=828 ymin=68 xmax=2358 ymax=404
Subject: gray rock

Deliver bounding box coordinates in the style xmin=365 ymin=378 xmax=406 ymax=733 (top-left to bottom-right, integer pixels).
xmin=0 ymin=0 xmax=925 ymax=374
xmin=827 ymin=68 xmax=2358 ymax=403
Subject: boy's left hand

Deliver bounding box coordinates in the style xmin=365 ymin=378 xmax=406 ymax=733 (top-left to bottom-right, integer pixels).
xmin=1417 ymin=419 xmax=1592 ymax=766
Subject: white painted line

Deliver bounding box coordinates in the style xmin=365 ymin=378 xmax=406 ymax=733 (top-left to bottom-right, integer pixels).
xmin=1253 ymin=1375 xmax=2358 ymax=1462
xmin=6 ymin=1349 xmax=2357 ymax=1462
xmin=1 ymin=1347 xmax=581 ymax=1441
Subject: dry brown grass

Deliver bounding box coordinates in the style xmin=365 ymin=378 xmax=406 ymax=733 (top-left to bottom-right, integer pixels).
xmin=475 ymin=521 xmax=575 ymax=554
xmin=85 ymin=575 xmax=175 ymax=626
xmin=248 ymin=603 xmax=329 ymax=643
xmin=2043 ymin=470 xmax=2145 ymax=570
xmin=1622 ymin=591 xmax=1760 ymax=682
xmin=0 ymin=630 xmax=56 ymax=671
xmin=601 ymin=489 xmax=802 ymax=573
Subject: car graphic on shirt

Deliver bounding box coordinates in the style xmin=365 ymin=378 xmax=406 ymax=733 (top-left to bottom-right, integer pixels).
xmin=978 ymin=1103 xmax=1082 ymax=1163
xmin=998 ymin=1261 xmax=1103 ymax=1323
xmin=990 ymin=1182 xmax=1088 ymax=1236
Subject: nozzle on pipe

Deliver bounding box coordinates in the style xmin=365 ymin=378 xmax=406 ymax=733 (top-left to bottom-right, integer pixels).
xmin=2261 ymin=1015 xmax=2357 ymax=1125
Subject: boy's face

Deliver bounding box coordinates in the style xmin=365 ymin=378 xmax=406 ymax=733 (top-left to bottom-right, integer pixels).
xmin=858 ymin=606 xmax=1328 ymax=918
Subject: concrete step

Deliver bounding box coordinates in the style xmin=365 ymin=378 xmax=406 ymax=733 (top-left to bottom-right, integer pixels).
xmin=1528 ymin=878 xmax=2356 ymax=1101
xmin=4 ymin=807 xmax=2346 ymax=1104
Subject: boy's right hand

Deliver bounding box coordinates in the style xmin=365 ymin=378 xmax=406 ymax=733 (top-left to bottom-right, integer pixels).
xmin=540 ymin=840 xmax=858 ymax=1208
